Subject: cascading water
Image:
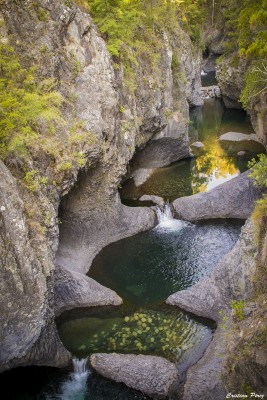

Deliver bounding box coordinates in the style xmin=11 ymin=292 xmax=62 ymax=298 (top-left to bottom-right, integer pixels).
xmin=155 ymin=202 xmax=174 ymax=223
xmin=50 ymin=358 xmax=89 ymax=400
xmin=155 ymin=202 xmax=191 ymax=231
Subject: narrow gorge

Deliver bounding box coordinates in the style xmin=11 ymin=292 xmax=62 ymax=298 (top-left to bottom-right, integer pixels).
xmin=0 ymin=0 xmax=266 ymax=399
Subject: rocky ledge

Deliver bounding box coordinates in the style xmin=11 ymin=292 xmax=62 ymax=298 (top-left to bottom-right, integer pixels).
xmin=90 ymin=353 xmax=179 ymax=399
xmin=172 ymin=170 xmax=263 ymax=221
xmin=201 ymin=85 xmax=221 ymax=99
xmin=139 ymin=194 xmax=165 ymax=208
xmin=166 ymin=219 xmax=258 ymax=399
xmin=54 ymin=266 xmax=122 ymax=317
xmin=166 ymin=219 xmax=258 ymax=321
xmin=219 ymin=132 xmax=266 ymax=154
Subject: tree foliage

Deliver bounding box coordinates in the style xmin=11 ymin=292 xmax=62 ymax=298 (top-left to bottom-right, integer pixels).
xmin=0 ymin=42 xmax=63 ymax=161
xmin=86 ymin=0 xmax=205 ymax=90
xmin=218 ymin=0 xmax=267 ymax=108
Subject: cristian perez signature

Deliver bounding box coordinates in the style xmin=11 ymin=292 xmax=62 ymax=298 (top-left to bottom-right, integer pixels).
xmin=226 ymin=393 xmax=264 ymax=399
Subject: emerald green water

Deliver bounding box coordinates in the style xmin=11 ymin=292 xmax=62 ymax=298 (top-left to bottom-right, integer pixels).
xmin=1 ymin=99 xmax=250 ymax=400
xmin=120 ymin=99 xmax=253 ymax=203
xmin=88 ymin=220 xmax=243 ymax=306
xmin=57 ymin=305 xmax=214 ymax=371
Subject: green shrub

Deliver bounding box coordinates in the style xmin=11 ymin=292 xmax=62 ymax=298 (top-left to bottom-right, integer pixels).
xmin=0 ymin=36 xmax=94 ymax=189
xmin=230 ymin=300 xmax=246 ymax=321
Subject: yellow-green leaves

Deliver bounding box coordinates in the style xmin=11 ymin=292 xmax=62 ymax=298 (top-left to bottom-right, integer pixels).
xmin=0 ymin=37 xmax=93 ymax=191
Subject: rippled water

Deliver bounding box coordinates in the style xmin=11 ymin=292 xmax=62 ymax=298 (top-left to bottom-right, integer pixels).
xmin=53 ymin=218 xmax=242 ymax=397
xmin=57 ymin=305 xmax=213 ymax=372
xmin=88 ymin=219 xmax=243 ymax=306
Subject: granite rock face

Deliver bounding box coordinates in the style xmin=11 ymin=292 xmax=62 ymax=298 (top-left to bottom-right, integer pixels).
xmin=90 ymin=353 xmax=179 ymax=399
xmin=172 ymin=170 xmax=263 ymax=221
xmin=0 ymin=161 xmax=70 ymax=372
xmin=57 ymin=191 xmax=156 ymax=274
xmin=216 ymin=60 xmax=244 ymax=109
xmin=129 ymin=136 xmax=191 ymax=169
xmin=250 ymin=93 xmax=267 ymax=147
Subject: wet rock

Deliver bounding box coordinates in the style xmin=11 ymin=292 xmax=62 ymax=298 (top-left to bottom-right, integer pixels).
xmin=219 ymin=132 xmax=266 ymax=154
xmin=172 ymin=170 xmax=263 ymax=221
xmin=54 ymin=266 xmax=122 ymax=316
xmin=237 ymin=150 xmax=246 ymax=156
xmin=90 ymin=353 xmax=179 ymax=399
xmin=190 ymin=141 xmax=205 ymax=155
xmin=201 ymin=85 xmax=221 ymax=99
xmin=139 ymin=195 xmax=165 ymax=208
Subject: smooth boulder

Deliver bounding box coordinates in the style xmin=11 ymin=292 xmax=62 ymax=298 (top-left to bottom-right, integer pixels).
xmin=54 ymin=266 xmax=122 ymax=316
xmin=172 ymin=170 xmax=263 ymax=221
xmin=90 ymin=353 xmax=179 ymax=399
xmin=219 ymin=132 xmax=266 ymax=154
xmin=139 ymin=194 xmax=165 ymax=208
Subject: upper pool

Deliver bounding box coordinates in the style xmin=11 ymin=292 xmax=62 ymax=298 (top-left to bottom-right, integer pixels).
xmin=120 ymin=99 xmax=253 ymax=204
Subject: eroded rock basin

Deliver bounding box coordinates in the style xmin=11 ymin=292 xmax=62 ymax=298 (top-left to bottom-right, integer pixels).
xmin=54 ymin=218 xmax=243 ymax=397
xmin=0 ymin=217 xmax=244 ymax=399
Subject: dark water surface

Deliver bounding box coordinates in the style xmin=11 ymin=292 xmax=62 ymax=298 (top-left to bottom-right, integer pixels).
xmin=201 ymin=70 xmax=217 ymax=87
xmin=0 ymin=365 xmax=151 ymax=400
xmin=88 ymin=219 xmax=243 ymax=306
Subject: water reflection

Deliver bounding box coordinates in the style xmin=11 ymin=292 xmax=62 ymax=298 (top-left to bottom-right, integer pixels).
xmin=120 ymin=99 xmax=253 ymax=203
xmin=191 ymin=139 xmax=240 ymax=193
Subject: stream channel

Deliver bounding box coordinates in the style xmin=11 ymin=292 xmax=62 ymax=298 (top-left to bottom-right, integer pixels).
xmin=0 ymin=89 xmax=255 ymax=399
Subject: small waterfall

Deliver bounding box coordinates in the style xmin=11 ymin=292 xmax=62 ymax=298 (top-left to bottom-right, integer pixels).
xmin=56 ymin=358 xmax=89 ymax=400
xmin=155 ymin=202 xmax=174 ymax=223
xmin=155 ymin=202 xmax=192 ymax=232
xmin=201 ymin=69 xmax=207 ymax=76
